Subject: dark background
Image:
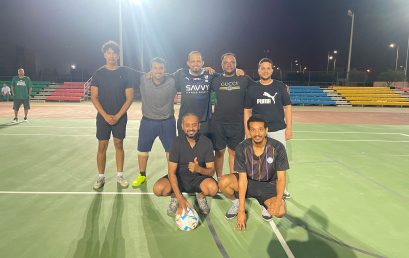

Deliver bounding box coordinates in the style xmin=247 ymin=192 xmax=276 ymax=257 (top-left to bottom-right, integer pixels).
xmin=1 ymin=0 xmax=408 ymax=81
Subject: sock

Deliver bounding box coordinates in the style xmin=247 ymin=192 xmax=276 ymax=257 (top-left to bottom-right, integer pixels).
xmin=98 ymin=174 xmax=105 ymax=178
xmin=140 ymin=171 xmax=146 ymax=177
xmin=232 ymin=199 xmax=239 ymax=205
xmin=117 ymin=172 xmax=123 ymax=177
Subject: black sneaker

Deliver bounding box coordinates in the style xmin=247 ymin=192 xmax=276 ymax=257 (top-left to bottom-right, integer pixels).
xmin=24 ymin=117 xmax=28 ymax=122
xmin=13 ymin=117 xmax=18 ymax=123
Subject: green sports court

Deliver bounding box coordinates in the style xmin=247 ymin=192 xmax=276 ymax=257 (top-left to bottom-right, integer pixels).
xmin=0 ymin=102 xmax=408 ymax=258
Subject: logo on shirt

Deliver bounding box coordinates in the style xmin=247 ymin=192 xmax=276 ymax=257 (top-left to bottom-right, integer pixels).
xmin=267 ymin=157 xmax=274 ymax=164
xmin=186 ymin=84 xmax=209 ymax=94
xmin=256 ymin=92 xmax=278 ymax=105
xmin=220 ymin=81 xmax=240 ymax=91
xmin=16 ymin=80 xmax=27 ymax=87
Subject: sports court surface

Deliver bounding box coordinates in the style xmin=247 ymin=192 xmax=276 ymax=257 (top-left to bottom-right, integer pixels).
xmin=0 ymin=102 xmax=408 ymax=258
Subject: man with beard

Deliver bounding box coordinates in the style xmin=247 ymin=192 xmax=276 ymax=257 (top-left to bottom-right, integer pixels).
xmin=211 ymin=53 xmax=253 ymax=180
xmin=244 ymin=58 xmax=292 ymax=200
xmin=218 ymin=115 xmax=288 ymax=230
xmin=153 ymin=113 xmax=218 ymax=216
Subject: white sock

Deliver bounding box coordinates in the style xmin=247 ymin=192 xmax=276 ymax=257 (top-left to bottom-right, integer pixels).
xmin=117 ymin=172 xmax=123 ymax=177
xmin=232 ymin=199 xmax=239 ymax=205
xmin=98 ymin=174 xmax=105 ymax=178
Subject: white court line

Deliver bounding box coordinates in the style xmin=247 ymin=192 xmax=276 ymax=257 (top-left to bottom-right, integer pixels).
xmin=295 ymin=131 xmax=404 ymax=135
xmin=1 ymin=133 xmax=409 ymax=142
xmin=0 ymin=191 xmax=154 ymax=195
xmin=401 ymin=133 xmax=409 ymax=137
xmin=269 ymin=220 xmax=295 ymax=258
xmin=293 ymin=139 xmax=409 ymax=143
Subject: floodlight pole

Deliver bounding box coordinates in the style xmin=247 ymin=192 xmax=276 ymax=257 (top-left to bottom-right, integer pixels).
xmin=394 ymin=45 xmax=399 ymax=71
xmin=119 ymin=0 xmax=124 ymax=66
xmin=346 ymin=10 xmax=354 ymax=83
xmin=405 ymin=36 xmax=409 ymax=80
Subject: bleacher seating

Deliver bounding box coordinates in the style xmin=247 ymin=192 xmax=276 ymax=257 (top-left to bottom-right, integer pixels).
xmin=46 ymin=82 xmax=85 ymax=102
xmin=330 ymin=86 xmax=409 ymax=107
xmin=289 ymin=86 xmax=336 ymax=106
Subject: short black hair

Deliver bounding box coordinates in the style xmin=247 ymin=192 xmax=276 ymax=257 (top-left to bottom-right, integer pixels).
xmin=221 ymin=52 xmax=236 ymax=61
xmin=182 ymin=113 xmax=199 ymax=123
xmin=258 ymin=58 xmax=273 ymax=68
xmin=151 ymin=57 xmax=166 ymax=66
xmin=101 ymin=40 xmax=120 ymax=54
xmin=247 ymin=114 xmax=267 ymax=130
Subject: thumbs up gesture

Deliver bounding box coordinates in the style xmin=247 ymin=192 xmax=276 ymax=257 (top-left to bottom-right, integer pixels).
xmin=188 ymin=157 xmax=201 ymax=173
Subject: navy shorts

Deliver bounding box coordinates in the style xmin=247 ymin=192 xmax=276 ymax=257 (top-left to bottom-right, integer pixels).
xmin=234 ymin=173 xmax=277 ymax=205
xmin=13 ymin=99 xmax=30 ymax=111
xmin=138 ymin=116 xmax=176 ymax=152
xmin=211 ymin=121 xmax=244 ymax=151
xmin=96 ymin=113 xmax=127 ymax=140
xmin=162 ymin=174 xmax=215 ymax=193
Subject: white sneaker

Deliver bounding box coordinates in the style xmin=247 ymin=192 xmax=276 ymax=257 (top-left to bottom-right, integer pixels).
xmin=93 ymin=177 xmax=105 ymax=190
xmin=261 ymin=205 xmax=273 ymax=221
xmin=117 ymin=175 xmax=129 ymax=188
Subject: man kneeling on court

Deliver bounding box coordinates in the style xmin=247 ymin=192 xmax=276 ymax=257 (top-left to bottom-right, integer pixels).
xmin=219 ymin=114 xmax=289 ymax=230
xmin=153 ymin=113 xmax=218 ymax=216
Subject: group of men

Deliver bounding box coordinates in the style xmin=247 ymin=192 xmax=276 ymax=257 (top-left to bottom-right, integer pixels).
xmin=90 ymin=40 xmax=292 ymax=230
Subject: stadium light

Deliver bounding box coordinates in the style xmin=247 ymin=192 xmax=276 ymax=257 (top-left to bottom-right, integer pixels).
xmin=346 ymin=10 xmax=355 ymax=83
xmin=389 ymin=42 xmax=399 ymax=70
xmin=366 ymin=69 xmax=371 ymax=73
xmin=70 ymin=64 xmax=76 ymax=70
xmin=118 ymin=0 xmax=146 ymax=67
xmin=327 ymin=50 xmax=337 ymax=72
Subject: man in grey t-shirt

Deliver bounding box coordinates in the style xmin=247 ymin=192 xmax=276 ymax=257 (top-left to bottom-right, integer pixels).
xmin=132 ymin=57 xmax=178 ymax=187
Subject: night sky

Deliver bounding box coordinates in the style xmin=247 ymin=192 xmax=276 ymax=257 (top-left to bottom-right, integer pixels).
xmin=1 ymin=0 xmax=409 ymax=78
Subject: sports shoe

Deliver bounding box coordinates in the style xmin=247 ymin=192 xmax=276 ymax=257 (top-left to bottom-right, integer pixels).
xmin=195 ymin=193 xmax=210 ymax=215
xmin=93 ymin=177 xmax=105 ymax=190
xmin=283 ymin=190 xmax=291 ymax=199
xmin=132 ymin=175 xmax=146 ymax=187
xmin=24 ymin=117 xmax=28 ymax=122
xmin=117 ymin=175 xmax=129 ymax=188
xmin=261 ymin=205 xmax=273 ymax=221
xmin=13 ymin=117 xmax=18 ymax=123
xmin=225 ymin=199 xmax=239 ymax=219
xmin=167 ymin=197 xmax=178 ymax=217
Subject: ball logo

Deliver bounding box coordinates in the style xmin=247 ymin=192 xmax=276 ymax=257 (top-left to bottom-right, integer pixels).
xmin=267 ymin=157 xmax=274 ymax=164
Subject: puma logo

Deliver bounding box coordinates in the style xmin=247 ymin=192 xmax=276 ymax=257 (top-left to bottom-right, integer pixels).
xmin=263 ymin=92 xmax=278 ymax=104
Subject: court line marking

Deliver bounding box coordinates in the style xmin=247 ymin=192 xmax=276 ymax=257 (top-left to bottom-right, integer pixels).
xmin=0 ymin=191 xmax=154 ymax=195
xmin=284 ymin=216 xmax=387 ymax=258
xmin=1 ymin=133 xmax=409 ymax=143
xmin=401 ymin=133 xmax=409 ymax=137
xmin=294 ymin=131 xmax=405 ymax=135
xmin=205 ymin=216 xmax=230 ymax=258
xmin=269 ymin=220 xmax=295 ymax=258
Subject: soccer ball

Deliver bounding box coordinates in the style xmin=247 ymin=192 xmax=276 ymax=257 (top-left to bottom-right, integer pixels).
xmin=175 ymin=207 xmax=199 ymax=231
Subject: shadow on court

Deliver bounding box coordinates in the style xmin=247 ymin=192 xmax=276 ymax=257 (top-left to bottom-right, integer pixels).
xmin=100 ymin=186 xmax=126 ymax=258
xmin=268 ymin=200 xmax=386 ymax=258
xmin=70 ymin=194 xmax=102 ymax=258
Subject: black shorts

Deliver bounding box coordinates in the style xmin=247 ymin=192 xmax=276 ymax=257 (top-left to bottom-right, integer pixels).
xmin=177 ymin=117 xmax=212 ymax=139
xmin=96 ymin=113 xmax=127 ymax=140
xmin=162 ymin=174 xmax=215 ymax=193
xmin=234 ymin=173 xmax=277 ymax=205
xmin=211 ymin=121 xmax=244 ymax=151
xmin=13 ymin=99 xmax=30 ymax=111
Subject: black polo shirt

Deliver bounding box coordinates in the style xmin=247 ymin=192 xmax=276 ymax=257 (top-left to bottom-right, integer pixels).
xmin=169 ymin=134 xmax=214 ymax=180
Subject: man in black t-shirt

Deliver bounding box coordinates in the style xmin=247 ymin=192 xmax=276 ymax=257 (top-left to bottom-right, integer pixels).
xmin=244 ymin=57 xmax=292 ymax=198
xmin=90 ymin=40 xmax=135 ymax=190
xmin=218 ymin=115 xmax=289 ymax=230
xmin=211 ymin=53 xmax=253 ymax=180
xmin=153 ymin=113 xmax=218 ymax=216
